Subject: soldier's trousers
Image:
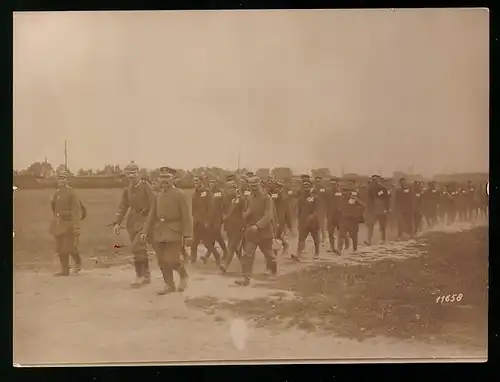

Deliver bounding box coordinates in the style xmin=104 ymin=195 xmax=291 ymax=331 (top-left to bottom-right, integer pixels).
xmin=413 ymin=211 xmax=423 ymax=234
xmin=274 ymin=222 xmax=289 ymax=252
xmin=339 ymin=216 xmax=359 ymax=251
xmin=55 ymin=231 xmax=80 ymax=272
xmin=297 ymin=224 xmax=320 ymax=256
xmin=240 ymin=238 xmax=277 ymax=278
xmin=424 ymin=208 xmax=438 ymax=228
xmin=327 ymin=216 xmax=341 ymax=250
xmin=318 ymin=209 xmax=327 ymax=242
xmin=446 ymin=206 xmax=456 ymax=225
xmin=366 ymin=212 xmax=387 ymax=242
xmin=206 ymin=225 xmax=228 ymax=259
xmin=397 ymin=212 xmax=414 ymax=238
xmin=223 ymin=229 xmax=244 ymax=269
xmin=191 ymin=222 xmax=219 ymax=263
xmin=153 ymin=241 xmax=187 ymax=288
xmin=128 ymin=229 xmax=150 ymax=279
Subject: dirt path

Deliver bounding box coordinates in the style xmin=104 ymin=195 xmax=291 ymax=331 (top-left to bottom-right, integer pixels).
xmin=14 ymin=219 xmax=487 ymax=365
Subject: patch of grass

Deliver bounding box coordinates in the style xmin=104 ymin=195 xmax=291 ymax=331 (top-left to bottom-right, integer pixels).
xmin=186 ymin=227 xmax=488 ymax=348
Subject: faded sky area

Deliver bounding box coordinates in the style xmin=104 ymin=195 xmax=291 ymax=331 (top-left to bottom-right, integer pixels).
xmin=13 ymin=9 xmax=489 ymax=176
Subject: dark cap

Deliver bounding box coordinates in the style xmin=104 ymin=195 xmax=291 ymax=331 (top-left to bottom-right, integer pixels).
xmin=226 ymin=174 xmax=237 ymax=182
xmin=56 ymin=165 xmax=69 ymax=179
xmin=247 ymin=176 xmax=260 ymax=186
xmin=158 ymin=166 xmax=176 ymax=178
xmin=276 ymin=181 xmax=284 ymax=187
xmin=399 ymin=177 xmax=406 ymax=182
xmin=245 ymin=171 xmax=255 ymax=177
xmin=371 ymin=174 xmax=381 ymax=180
xmin=124 ymin=161 xmax=139 ymax=174
xmin=314 ymin=176 xmax=322 ymax=181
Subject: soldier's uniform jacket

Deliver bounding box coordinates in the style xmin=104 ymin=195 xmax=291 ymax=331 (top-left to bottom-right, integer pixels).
xmin=192 ymin=187 xmax=212 ymax=225
xmin=143 ymin=187 xmax=193 ymax=243
xmin=394 ymin=186 xmax=415 ymax=212
xmin=339 ymin=189 xmax=364 ymax=218
xmin=422 ymin=187 xmax=440 ymax=210
xmin=115 ymin=180 xmax=155 ymax=233
xmin=269 ymin=188 xmax=291 ymax=227
xmin=325 ymin=187 xmax=343 ymax=220
xmin=367 ymin=184 xmax=390 ymax=214
xmin=298 ymin=190 xmax=320 ymax=226
xmin=314 ymin=184 xmax=328 ymax=209
xmin=244 ymin=192 xmax=274 ymax=240
xmin=209 ymin=188 xmax=225 ymax=227
xmin=440 ymin=188 xmax=454 ymax=206
xmin=413 ymin=186 xmax=424 ymax=212
xmin=49 ymin=186 xmax=81 ymax=237
xmin=222 ymin=193 xmax=246 ymax=233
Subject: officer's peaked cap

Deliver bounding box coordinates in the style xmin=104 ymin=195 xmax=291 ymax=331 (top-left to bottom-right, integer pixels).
xmin=158 ymin=166 xmax=176 ymax=177
xmin=125 ymin=161 xmax=139 ymax=174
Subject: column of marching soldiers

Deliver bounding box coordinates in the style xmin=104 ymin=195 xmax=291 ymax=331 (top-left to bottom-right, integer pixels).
xmin=49 ymin=162 xmax=488 ymax=296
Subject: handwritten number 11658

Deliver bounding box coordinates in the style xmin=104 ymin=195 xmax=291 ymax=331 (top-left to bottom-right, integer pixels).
xmin=436 ymin=293 xmax=463 ymax=304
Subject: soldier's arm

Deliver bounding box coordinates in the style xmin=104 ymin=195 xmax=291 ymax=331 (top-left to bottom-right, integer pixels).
xmin=143 ymin=196 xmax=157 ymax=235
xmin=114 ymin=189 xmax=130 ymax=225
xmin=69 ymin=190 xmax=81 ymax=230
xmin=255 ymin=196 xmax=274 ymax=229
xmin=179 ymin=191 xmax=193 ymax=237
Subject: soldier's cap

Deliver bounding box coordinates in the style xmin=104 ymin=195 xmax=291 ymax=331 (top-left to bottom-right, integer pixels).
xmin=330 ymin=176 xmax=340 ymax=182
xmin=314 ymin=176 xmax=322 ymax=180
xmin=245 ymin=171 xmax=255 ymax=177
xmin=226 ymin=174 xmax=237 ymax=182
xmin=56 ymin=166 xmax=69 ymax=179
xmin=371 ymin=174 xmax=381 ymax=180
xmin=300 ymin=174 xmax=310 ymax=179
xmin=158 ymin=166 xmax=176 ymax=178
xmin=247 ymin=176 xmax=260 ymax=186
xmin=399 ymin=177 xmax=406 ymax=182
xmin=125 ymin=161 xmax=139 ymax=174
xmin=225 ymin=180 xmax=237 ymax=188
xmin=276 ymin=181 xmax=284 ymax=187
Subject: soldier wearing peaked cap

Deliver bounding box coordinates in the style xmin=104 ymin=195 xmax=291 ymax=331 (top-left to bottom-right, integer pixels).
xmin=267 ymin=179 xmax=292 ymax=257
xmin=291 ymin=177 xmax=321 ymax=261
xmin=203 ymin=176 xmax=228 ymax=265
xmin=313 ymin=176 xmax=328 ymax=245
xmin=49 ymin=166 xmax=84 ymax=276
xmin=422 ymin=180 xmax=439 ymax=228
xmin=235 ymin=176 xmax=278 ymax=286
xmin=325 ymin=176 xmax=343 ymax=254
xmin=112 ymin=161 xmax=155 ymax=287
xmin=365 ymin=174 xmax=390 ymax=246
xmin=337 ymin=181 xmax=366 ymax=253
xmin=394 ymin=177 xmax=415 ymax=239
xmin=141 ymin=166 xmax=192 ymax=294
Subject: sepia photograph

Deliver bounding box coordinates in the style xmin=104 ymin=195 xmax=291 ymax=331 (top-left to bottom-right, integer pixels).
xmin=13 ymin=9 xmax=489 ymax=366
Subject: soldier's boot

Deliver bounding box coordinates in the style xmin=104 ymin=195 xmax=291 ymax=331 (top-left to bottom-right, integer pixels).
xmin=344 ymin=236 xmax=350 ymax=250
xmin=131 ymin=260 xmax=144 ymax=288
xmin=267 ymin=261 xmax=278 ymax=280
xmin=71 ymin=251 xmax=82 ymax=274
xmin=352 ymin=233 xmax=358 ymax=252
xmin=142 ymin=261 xmax=151 ymax=285
xmin=213 ymin=249 xmax=222 ymax=267
xmin=176 ymin=266 xmax=189 ymax=292
xmin=158 ymin=266 xmax=176 ymax=295
xmin=235 ymin=276 xmax=251 ymax=286
xmin=55 ymin=254 xmax=70 ymax=276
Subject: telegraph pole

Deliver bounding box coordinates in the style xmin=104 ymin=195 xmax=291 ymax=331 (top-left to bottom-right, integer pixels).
xmin=64 ymin=140 xmax=68 ymax=170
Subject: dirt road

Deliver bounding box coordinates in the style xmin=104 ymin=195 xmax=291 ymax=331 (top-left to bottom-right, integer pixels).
xmin=14 ymin=217 xmax=487 ymax=365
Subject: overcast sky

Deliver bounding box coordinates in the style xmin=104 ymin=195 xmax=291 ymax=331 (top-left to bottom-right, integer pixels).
xmin=13 ymin=9 xmax=489 ymax=176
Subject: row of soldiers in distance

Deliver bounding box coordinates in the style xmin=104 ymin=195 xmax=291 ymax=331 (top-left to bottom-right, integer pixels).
xmin=48 ymin=162 xmax=488 ymax=294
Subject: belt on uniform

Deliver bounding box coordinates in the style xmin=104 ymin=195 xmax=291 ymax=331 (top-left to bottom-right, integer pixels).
xmin=131 ymin=209 xmax=150 ymax=217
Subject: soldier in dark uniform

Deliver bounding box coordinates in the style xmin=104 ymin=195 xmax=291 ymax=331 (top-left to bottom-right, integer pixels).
xmin=313 ymin=176 xmax=328 ymax=245
xmin=49 ymin=166 xmax=83 ymax=276
xmin=235 ymin=176 xmax=278 ymax=286
xmin=412 ymin=181 xmax=424 ymax=234
xmin=141 ymin=167 xmax=192 ymax=295
xmin=422 ymin=181 xmax=439 ymax=228
xmin=190 ymin=175 xmax=220 ymax=264
xmin=203 ymin=177 xmax=228 ymax=264
xmin=291 ymin=176 xmax=320 ymax=261
xmin=365 ymin=175 xmax=390 ymax=245
xmin=268 ymin=180 xmax=292 ymax=257
xmin=338 ymin=181 xmax=366 ymax=253
xmin=464 ymin=181 xmax=477 ymax=220
xmin=394 ymin=177 xmax=415 ymax=239
xmin=220 ymin=180 xmax=246 ymax=273
xmin=112 ymin=161 xmax=155 ymax=287
xmin=442 ymin=184 xmax=457 ymax=225
xmin=325 ymin=176 xmax=343 ymax=254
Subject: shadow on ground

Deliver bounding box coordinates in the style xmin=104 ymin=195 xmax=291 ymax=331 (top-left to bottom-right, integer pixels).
xmin=186 ymin=227 xmax=488 ymax=348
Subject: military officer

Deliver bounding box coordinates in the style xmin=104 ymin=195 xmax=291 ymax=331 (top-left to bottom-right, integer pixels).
xmin=204 ymin=176 xmax=228 ymax=264
xmin=394 ymin=177 xmax=415 ymax=239
xmin=191 ymin=175 xmax=220 ymax=264
xmin=220 ymin=180 xmax=246 ymax=273
xmin=112 ymin=161 xmax=155 ymax=287
xmin=365 ymin=175 xmax=390 ymax=245
xmin=141 ymin=167 xmax=192 ymax=295
xmin=291 ymin=176 xmax=320 ymax=261
xmin=325 ymin=176 xmax=343 ymax=254
xmin=235 ymin=175 xmax=278 ymax=286
xmin=49 ymin=166 xmax=83 ymax=276
xmin=338 ymin=181 xmax=366 ymax=253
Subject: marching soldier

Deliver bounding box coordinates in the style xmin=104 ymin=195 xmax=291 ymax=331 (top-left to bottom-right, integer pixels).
xmin=220 ymin=180 xmax=246 ymax=273
xmin=422 ymin=181 xmax=439 ymax=228
xmin=292 ymin=175 xmax=320 ymax=261
xmin=191 ymin=175 xmax=220 ymax=264
xmin=268 ymin=180 xmax=292 ymax=257
xmin=365 ymin=175 xmax=390 ymax=245
xmin=313 ymin=176 xmax=328 ymax=245
xmin=204 ymin=177 xmax=228 ymax=263
xmin=394 ymin=177 xmax=415 ymax=239
xmin=112 ymin=161 xmax=155 ymax=287
xmin=235 ymin=175 xmax=278 ymax=286
xmin=325 ymin=176 xmax=343 ymax=254
xmin=49 ymin=166 xmax=84 ymax=276
xmin=465 ymin=181 xmax=477 ymax=221
xmin=413 ymin=181 xmax=424 ymax=234
xmin=442 ymin=183 xmax=457 ymax=225
xmin=338 ymin=180 xmax=366 ymax=253
xmin=141 ymin=167 xmax=192 ymax=295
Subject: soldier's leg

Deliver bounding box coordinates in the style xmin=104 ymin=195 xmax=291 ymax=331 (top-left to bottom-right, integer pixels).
xmin=54 ymin=235 xmax=70 ymax=276
xmin=235 ymin=239 xmax=258 ymax=286
xmin=259 ymin=238 xmax=278 ymax=276
xmin=214 ymin=227 xmax=228 ymax=258
xmin=378 ymin=214 xmax=387 ymax=242
xmin=277 ymin=224 xmax=289 ymax=256
xmin=221 ymin=230 xmax=242 ymax=272
xmin=164 ymin=241 xmax=188 ymax=292
xmin=350 ymin=218 xmax=360 ymax=252
xmin=131 ymin=230 xmax=151 ymax=286
xmin=397 ymin=213 xmax=404 ymax=239
xmin=295 ymin=225 xmax=308 ymax=259
xmin=153 ymin=242 xmax=175 ymax=295
xmin=310 ymin=226 xmax=320 ymax=257
xmin=327 ymin=219 xmax=336 ymax=252
xmin=69 ymin=232 xmax=82 ymax=273
xmin=202 ymin=228 xmax=221 ymax=265
xmin=190 ymin=223 xmax=202 ymax=263
xmin=338 ymin=219 xmax=348 ymax=253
